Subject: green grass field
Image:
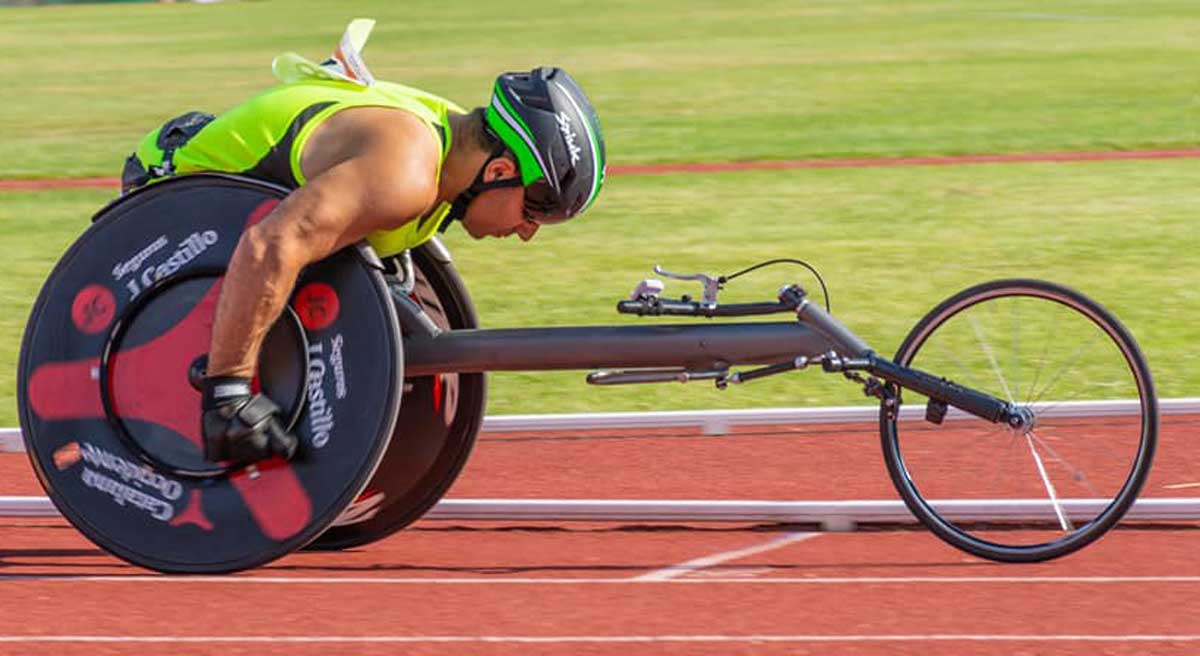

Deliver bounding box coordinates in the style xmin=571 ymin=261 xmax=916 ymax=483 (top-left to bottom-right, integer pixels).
xmin=1 ymin=1 xmax=1198 ymax=424
xmin=3 ymin=1 xmax=1200 ymax=177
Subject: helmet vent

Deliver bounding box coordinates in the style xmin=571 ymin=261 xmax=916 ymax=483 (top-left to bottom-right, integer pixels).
xmin=521 ymin=90 xmax=554 ymax=112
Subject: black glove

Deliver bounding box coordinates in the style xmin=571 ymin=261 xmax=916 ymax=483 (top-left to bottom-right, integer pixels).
xmin=201 ymin=376 xmax=299 ymax=463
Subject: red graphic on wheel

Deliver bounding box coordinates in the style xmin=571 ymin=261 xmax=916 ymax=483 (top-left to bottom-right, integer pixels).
xmin=70 ymin=285 xmax=116 ymax=334
xmin=30 ymin=281 xmax=314 ymax=541
xmin=293 ymin=282 xmax=339 ymax=331
xmin=169 ymin=489 xmax=215 ymax=531
xmin=52 ymin=441 xmax=82 ymax=471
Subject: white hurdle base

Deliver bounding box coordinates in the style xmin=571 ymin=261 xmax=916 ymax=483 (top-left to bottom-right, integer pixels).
xmin=423 ymin=498 xmax=1200 ymax=524
xmin=3 ymin=399 xmax=1196 ymax=525
xmin=3 ymin=496 xmax=1198 ymax=524
xmin=3 ymin=398 xmax=1198 ymax=450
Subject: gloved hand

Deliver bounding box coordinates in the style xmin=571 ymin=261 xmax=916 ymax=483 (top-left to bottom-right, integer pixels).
xmin=201 ymin=376 xmax=299 ymax=463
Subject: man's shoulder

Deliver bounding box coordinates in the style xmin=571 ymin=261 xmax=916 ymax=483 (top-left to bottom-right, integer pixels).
xmin=358 ymin=108 xmax=441 ymax=188
xmin=338 ymin=106 xmax=441 ymax=164
xmin=363 ymin=106 xmax=438 ymax=143
xmin=348 ymin=110 xmax=441 ymax=219
xmin=305 ymin=105 xmax=440 ymax=184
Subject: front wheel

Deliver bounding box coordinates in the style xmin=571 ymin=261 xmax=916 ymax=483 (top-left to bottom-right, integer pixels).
xmin=881 ymin=279 xmax=1157 ymax=562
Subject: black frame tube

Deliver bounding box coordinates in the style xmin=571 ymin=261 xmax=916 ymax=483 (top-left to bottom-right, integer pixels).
xmin=863 ymin=355 xmax=1010 ymax=424
xmin=403 ymin=322 xmax=840 ymax=376
xmin=397 ymin=287 xmax=1017 ymax=426
xmin=794 ymin=297 xmax=873 ymax=358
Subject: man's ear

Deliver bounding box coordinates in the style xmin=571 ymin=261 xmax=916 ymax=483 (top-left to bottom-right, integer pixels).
xmin=485 ymin=156 xmax=518 ymax=182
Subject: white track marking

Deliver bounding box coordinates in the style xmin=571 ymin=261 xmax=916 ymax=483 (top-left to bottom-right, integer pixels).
xmin=1026 ymin=430 xmax=1099 ymax=497
xmin=6 ymin=575 xmax=1199 ymax=584
xmin=0 ymin=634 xmax=1198 ymax=644
xmin=632 ymin=532 xmax=819 ymax=581
xmin=1025 ymin=433 xmax=1073 ymax=531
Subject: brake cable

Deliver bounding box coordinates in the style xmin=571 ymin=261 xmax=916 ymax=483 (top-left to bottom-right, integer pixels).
xmin=720 ymin=258 xmax=832 ymax=314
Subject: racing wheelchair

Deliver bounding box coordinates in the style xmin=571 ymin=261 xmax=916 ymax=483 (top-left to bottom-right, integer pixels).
xmin=18 ymin=175 xmax=1157 ymax=572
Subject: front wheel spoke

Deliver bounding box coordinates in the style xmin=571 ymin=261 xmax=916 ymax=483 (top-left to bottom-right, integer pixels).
xmin=1022 ymin=320 xmax=1055 ymax=406
xmin=1037 ymin=418 xmax=1142 ymax=483
xmin=1027 ymin=337 xmax=1102 ymax=407
xmin=1029 ymin=380 xmax=1136 ymax=418
xmin=931 ymin=339 xmax=987 ymax=398
xmin=968 ymin=314 xmax=1015 ymax=403
xmin=988 ymin=425 xmax=1023 ymax=497
xmin=1011 ymin=298 xmax=1021 ymax=404
xmin=1025 ymin=433 xmax=1074 ymax=532
xmin=1027 ymin=429 xmax=1101 ymax=497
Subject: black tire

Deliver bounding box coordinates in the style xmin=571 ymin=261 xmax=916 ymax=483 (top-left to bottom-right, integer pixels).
xmin=306 ymin=243 xmax=486 ymax=550
xmin=880 ymin=279 xmax=1157 ymax=562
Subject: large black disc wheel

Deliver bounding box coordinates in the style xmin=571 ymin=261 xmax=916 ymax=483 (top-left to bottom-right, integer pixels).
xmin=17 ymin=174 xmax=403 ymax=573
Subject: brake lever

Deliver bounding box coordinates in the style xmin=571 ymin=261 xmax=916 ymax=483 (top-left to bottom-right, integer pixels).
xmin=652 ymin=265 xmax=723 ymax=308
xmin=628 ymin=278 xmax=665 ymax=301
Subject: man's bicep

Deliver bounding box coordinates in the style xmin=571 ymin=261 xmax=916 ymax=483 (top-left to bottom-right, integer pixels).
xmin=264 ymin=161 xmax=374 ymax=261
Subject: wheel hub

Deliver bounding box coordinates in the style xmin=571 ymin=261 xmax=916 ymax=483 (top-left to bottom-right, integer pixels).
xmin=1004 ymin=404 xmax=1038 ymax=433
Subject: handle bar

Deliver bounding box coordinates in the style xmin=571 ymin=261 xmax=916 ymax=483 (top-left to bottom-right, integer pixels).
xmin=617 ymin=297 xmax=796 ymax=318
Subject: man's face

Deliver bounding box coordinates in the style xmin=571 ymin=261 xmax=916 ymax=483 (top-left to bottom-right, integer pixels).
xmin=460 ymin=156 xmax=540 ymax=242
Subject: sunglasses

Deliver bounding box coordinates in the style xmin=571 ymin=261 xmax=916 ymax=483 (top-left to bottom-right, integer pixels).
xmin=521 ymin=178 xmax=572 ymax=225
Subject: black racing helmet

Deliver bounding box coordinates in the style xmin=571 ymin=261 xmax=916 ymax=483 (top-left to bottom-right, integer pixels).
xmin=484 ymin=67 xmax=607 ymax=223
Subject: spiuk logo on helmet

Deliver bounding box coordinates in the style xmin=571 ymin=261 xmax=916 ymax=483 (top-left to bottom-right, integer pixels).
xmin=555 ymin=112 xmax=582 ymax=166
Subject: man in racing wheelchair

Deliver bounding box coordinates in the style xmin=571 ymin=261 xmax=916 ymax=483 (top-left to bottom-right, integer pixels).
xmin=120 ymin=21 xmax=607 ymax=464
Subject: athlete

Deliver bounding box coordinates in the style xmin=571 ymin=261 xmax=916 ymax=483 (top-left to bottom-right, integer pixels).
xmin=121 ymin=20 xmax=606 ymax=463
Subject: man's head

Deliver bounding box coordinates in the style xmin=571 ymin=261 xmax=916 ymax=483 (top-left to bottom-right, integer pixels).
xmin=450 ymin=67 xmax=606 ymax=240
xmin=458 ymin=151 xmax=538 ymax=241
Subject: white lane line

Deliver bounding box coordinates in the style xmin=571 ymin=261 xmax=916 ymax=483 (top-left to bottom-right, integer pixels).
xmin=632 ymin=532 xmax=820 ymax=581
xmin=1025 ymin=432 xmax=1073 ymax=531
xmin=3 ymin=575 xmax=1200 ymax=584
xmin=0 ymin=634 xmax=1199 ymax=644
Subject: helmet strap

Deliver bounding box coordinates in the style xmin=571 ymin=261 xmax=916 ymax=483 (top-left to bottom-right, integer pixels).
xmin=441 ymin=145 xmax=522 ymax=232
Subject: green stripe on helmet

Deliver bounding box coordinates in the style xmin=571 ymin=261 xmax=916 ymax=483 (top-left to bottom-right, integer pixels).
xmin=486 ymin=101 xmax=548 ymax=185
xmin=494 ymin=82 xmax=534 ymax=140
xmin=493 ymin=84 xmax=550 ymax=184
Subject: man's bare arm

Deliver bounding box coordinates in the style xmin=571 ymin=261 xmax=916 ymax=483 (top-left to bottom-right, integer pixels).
xmin=205 ymin=114 xmax=439 ymax=378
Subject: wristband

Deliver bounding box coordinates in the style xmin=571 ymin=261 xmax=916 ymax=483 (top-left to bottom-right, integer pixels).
xmin=201 ymin=375 xmax=253 ymax=409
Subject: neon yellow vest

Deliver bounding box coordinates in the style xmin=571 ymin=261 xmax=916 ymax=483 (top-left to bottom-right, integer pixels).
xmin=133 ymin=79 xmax=464 ymax=257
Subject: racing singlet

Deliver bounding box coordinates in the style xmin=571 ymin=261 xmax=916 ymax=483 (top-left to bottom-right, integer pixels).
xmin=125 ymin=20 xmax=464 ymax=257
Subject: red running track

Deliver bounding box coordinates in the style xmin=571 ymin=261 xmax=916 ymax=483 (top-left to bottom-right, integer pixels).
xmin=6 ymin=148 xmax=1200 ymax=191
xmin=1 ymin=415 xmax=1198 ymax=655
